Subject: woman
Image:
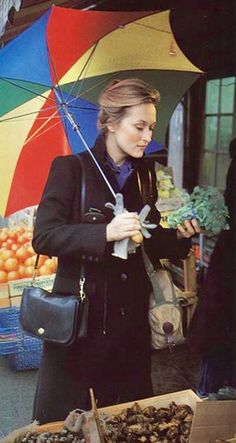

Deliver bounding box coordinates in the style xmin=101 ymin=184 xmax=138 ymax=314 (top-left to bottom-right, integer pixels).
xmin=32 ymin=78 xmax=200 ymax=423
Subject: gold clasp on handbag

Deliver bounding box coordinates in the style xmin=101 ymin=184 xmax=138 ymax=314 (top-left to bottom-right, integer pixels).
xmin=79 ymin=277 xmax=86 ymax=301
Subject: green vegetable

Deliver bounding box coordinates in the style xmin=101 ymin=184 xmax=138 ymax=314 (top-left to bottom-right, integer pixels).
xmin=167 ymin=186 xmax=229 ymax=236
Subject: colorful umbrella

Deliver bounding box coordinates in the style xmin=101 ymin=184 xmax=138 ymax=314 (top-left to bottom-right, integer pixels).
xmin=0 ymin=6 xmax=202 ymax=217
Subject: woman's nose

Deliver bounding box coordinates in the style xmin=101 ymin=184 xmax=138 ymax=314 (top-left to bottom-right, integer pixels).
xmin=142 ymin=128 xmax=152 ymax=142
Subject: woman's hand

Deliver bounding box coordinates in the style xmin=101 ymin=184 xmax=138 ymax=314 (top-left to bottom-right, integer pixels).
xmin=177 ymin=219 xmax=201 ymax=239
xmin=106 ymin=212 xmax=141 ymax=242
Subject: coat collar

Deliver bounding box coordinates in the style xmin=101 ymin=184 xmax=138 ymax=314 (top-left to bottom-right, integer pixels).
xmin=92 ymin=133 xmax=144 ymax=172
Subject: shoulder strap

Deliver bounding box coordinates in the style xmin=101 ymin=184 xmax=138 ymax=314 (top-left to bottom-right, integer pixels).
xmin=137 ymin=161 xmax=157 ymax=206
xmin=141 ymin=244 xmax=165 ymax=304
xmin=76 ymin=154 xmax=86 ymax=219
xmin=142 ymin=244 xmax=178 ymax=305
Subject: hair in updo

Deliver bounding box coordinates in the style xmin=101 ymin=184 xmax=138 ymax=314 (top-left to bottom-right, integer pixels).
xmin=98 ymin=78 xmax=160 ymax=134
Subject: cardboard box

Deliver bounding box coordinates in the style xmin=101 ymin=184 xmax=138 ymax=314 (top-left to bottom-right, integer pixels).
xmin=190 ymin=400 xmax=236 ymax=443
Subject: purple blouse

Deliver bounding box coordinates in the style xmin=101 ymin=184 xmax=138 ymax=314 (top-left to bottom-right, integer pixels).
xmin=106 ymin=154 xmax=134 ymax=189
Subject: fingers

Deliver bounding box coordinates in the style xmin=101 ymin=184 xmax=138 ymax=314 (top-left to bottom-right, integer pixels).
xmin=177 ymin=219 xmax=201 ymax=239
xmin=106 ymin=212 xmax=142 ymax=242
xmin=191 ymin=218 xmax=202 ymax=233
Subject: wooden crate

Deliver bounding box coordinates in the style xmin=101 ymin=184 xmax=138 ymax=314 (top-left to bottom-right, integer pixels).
xmin=38 ymin=421 xmax=64 ymax=432
xmin=8 ymin=274 xmax=56 ymax=297
xmin=0 ymin=283 xmax=10 ymax=307
xmin=37 ymin=389 xmax=202 ymax=440
xmin=98 ymin=389 xmax=201 ymax=416
xmin=0 ymin=274 xmax=56 ymax=308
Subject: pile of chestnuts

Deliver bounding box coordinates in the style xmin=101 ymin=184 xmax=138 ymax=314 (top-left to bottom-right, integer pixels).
xmin=103 ymin=401 xmax=194 ymax=442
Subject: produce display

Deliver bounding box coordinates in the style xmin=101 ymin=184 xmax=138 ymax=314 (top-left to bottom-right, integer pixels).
xmin=0 ymin=227 xmax=57 ymax=283
xmin=20 ymin=428 xmax=85 ymax=443
xmin=103 ymin=401 xmax=194 ymax=442
xmin=14 ymin=400 xmax=194 ymax=443
xmin=156 ymin=169 xmax=189 ymax=211
xmin=168 ymin=186 xmax=229 ymax=236
xmin=155 ymin=166 xmax=189 ymax=229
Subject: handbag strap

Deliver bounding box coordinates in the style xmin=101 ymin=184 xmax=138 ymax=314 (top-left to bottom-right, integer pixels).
xmin=142 ymin=244 xmax=178 ymax=305
xmin=31 ymin=154 xmax=86 ymax=290
xmin=141 ymin=244 xmax=165 ymax=304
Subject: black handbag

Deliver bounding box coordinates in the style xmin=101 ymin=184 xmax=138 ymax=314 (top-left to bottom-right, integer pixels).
xmin=20 ymin=154 xmax=89 ymax=346
xmin=20 ymin=257 xmax=89 ymax=345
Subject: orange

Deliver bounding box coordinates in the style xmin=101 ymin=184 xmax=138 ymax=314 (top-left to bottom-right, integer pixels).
xmin=1 ymin=249 xmax=15 ymax=261
xmin=16 ymin=247 xmax=30 ymax=262
xmin=7 ymin=271 xmax=19 ymax=281
xmin=6 ymin=239 xmax=14 ymax=249
xmin=38 ymin=264 xmax=53 ymax=276
xmin=0 ymin=270 xmax=7 ymax=283
xmin=0 ymin=258 xmax=4 ymax=271
xmin=0 ymin=232 xmax=8 ymax=243
xmin=24 ymin=266 xmax=34 ymax=278
xmin=18 ymin=264 xmax=26 ymax=279
xmin=4 ymin=258 xmax=18 ymax=272
xmin=26 ymin=245 xmax=36 ymax=256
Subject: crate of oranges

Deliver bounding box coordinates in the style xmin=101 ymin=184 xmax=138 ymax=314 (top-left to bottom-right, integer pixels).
xmin=0 ymin=226 xmax=57 ymax=307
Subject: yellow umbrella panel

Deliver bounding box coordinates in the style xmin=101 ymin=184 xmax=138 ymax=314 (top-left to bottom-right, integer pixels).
xmin=59 ymin=10 xmax=202 ymax=145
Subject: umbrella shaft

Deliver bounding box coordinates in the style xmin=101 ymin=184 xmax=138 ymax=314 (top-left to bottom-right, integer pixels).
xmin=75 ymin=127 xmax=116 ymax=199
xmin=53 ymin=86 xmax=116 ymax=199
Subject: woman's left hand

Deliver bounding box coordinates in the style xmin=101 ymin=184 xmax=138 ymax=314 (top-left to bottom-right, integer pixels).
xmin=177 ymin=219 xmax=201 ymax=239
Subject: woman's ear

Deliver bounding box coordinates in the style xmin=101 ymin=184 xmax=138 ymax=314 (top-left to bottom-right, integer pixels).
xmin=107 ymin=120 xmax=116 ymax=133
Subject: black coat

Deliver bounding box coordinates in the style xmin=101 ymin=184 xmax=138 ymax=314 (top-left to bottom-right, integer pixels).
xmin=32 ymin=136 xmax=190 ymax=424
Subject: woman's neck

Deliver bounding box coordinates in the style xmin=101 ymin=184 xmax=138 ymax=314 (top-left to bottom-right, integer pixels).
xmin=105 ymin=134 xmax=127 ymax=166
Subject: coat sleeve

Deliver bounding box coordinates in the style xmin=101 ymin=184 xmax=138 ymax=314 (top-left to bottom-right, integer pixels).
xmin=144 ymin=222 xmax=191 ymax=262
xmin=32 ymin=156 xmax=107 ymax=260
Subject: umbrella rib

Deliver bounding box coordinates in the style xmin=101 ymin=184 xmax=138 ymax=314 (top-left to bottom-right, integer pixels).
xmin=23 ymin=120 xmax=62 ymax=147
xmin=55 ymin=42 xmax=100 ymax=110
xmin=46 ymin=42 xmax=98 ymax=106
xmin=133 ymin=22 xmax=172 ymax=35
xmin=65 ymin=73 xmax=118 ymax=108
xmin=1 ymin=78 xmax=55 ymax=103
xmin=67 ymin=42 xmax=99 ymax=99
xmin=0 ymin=106 xmax=61 ymax=123
xmin=23 ymin=108 xmax=61 ymax=145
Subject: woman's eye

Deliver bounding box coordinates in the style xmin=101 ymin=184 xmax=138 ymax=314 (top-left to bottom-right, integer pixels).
xmin=136 ymin=127 xmax=144 ymax=131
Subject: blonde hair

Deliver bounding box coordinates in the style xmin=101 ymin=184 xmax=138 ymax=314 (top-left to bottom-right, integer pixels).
xmin=98 ymin=78 xmax=160 ymax=134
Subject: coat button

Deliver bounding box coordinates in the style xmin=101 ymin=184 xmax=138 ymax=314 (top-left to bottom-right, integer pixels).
xmin=120 ymin=273 xmax=128 ymax=282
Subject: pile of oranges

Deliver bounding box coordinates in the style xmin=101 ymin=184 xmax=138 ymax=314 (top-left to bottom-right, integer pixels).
xmin=0 ymin=227 xmax=57 ymax=284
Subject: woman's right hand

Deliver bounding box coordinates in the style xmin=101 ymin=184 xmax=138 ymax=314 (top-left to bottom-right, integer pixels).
xmin=106 ymin=212 xmax=141 ymax=242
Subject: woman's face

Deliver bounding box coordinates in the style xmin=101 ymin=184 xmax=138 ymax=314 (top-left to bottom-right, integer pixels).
xmin=106 ymin=103 xmax=156 ymax=164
